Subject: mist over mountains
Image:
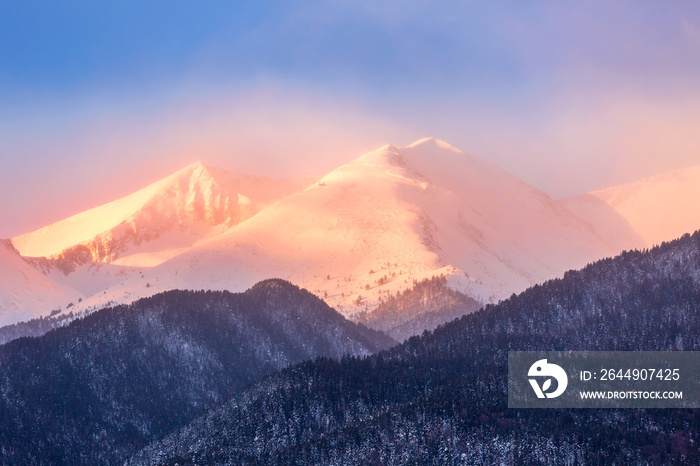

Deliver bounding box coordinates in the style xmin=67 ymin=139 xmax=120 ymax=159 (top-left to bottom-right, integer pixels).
xmin=6 ymin=137 xmax=694 ymax=335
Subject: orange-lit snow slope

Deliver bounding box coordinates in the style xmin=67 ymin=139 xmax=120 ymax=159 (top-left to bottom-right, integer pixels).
xmin=82 ymin=138 xmax=639 ymax=316
xmin=566 ymin=166 xmax=700 ymax=247
xmin=12 ymin=162 xmax=309 ymax=267
xmin=0 ymin=241 xmax=82 ymax=326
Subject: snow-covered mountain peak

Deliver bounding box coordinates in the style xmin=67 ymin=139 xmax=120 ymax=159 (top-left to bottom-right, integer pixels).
xmin=315 ymin=140 xmax=507 ymax=195
xmin=378 ymin=143 xmax=399 ymax=152
xmin=11 ymin=161 xmax=262 ymax=267
xmin=356 ymin=145 xmax=405 ymax=167
xmin=313 ymin=144 xmax=433 ymax=195
xmin=82 ymin=138 xmax=640 ymax=321
xmin=2 ymin=139 xmax=652 ymax=331
xmin=184 ymin=160 xmax=208 ymax=171
xmin=148 ymin=159 xmax=244 ymax=227
xmin=406 ymin=137 xmax=463 ymax=154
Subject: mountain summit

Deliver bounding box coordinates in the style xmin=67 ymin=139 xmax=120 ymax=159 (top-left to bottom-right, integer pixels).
xmin=12 ymin=163 xmax=304 ymax=267
xmin=3 ymin=139 xmax=655 ymax=329
xmin=84 ymin=139 xmax=637 ymax=317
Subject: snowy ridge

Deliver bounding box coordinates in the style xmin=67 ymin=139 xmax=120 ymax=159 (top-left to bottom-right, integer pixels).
xmin=567 ymin=166 xmax=700 ymax=247
xmin=12 ymin=163 xmax=308 ymax=268
xmin=6 ymin=137 xmax=684 ymax=327
xmin=12 ymin=162 xmax=248 ymax=264
xmin=0 ymin=240 xmax=83 ymax=326
xmin=70 ymin=138 xmax=640 ymax=318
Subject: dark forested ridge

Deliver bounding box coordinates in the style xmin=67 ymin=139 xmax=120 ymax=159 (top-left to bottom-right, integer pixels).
xmin=355 ymin=275 xmax=483 ymax=341
xmin=133 ymin=233 xmax=700 ymax=465
xmin=0 ymin=279 xmax=394 ymax=465
xmin=0 ymin=310 xmax=78 ymax=345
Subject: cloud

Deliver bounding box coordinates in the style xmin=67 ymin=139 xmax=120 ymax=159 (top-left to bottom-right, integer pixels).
xmin=465 ymin=88 xmax=700 ymax=198
xmin=4 ymin=2 xmax=700 ymax=235
xmin=0 ymin=87 xmax=417 ymax=237
xmin=5 ymin=78 xmax=700 ymax=238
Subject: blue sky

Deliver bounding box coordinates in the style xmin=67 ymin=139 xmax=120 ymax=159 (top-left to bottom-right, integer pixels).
xmin=2 ymin=1 xmax=700 ymax=235
xmin=1 ymin=2 xmax=520 ymax=96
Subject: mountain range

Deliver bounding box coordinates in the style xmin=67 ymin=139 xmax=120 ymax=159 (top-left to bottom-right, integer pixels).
xmin=0 ymin=279 xmax=393 ymax=465
xmin=3 ymin=138 xmax=700 ymax=335
xmin=131 ymin=230 xmax=700 ymax=465
xmin=12 ymin=162 xmax=307 ymax=266
xmin=3 ymin=137 xmax=700 ymax=464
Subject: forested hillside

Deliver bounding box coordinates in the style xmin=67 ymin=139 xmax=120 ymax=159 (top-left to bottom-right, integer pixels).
xmin=355 ymin=275 xmax=482 ymax=341
xmin=0 ymin=279 xmax=393 ymax=465
xmin=134 ymin=233 xmax=700 ymax=465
